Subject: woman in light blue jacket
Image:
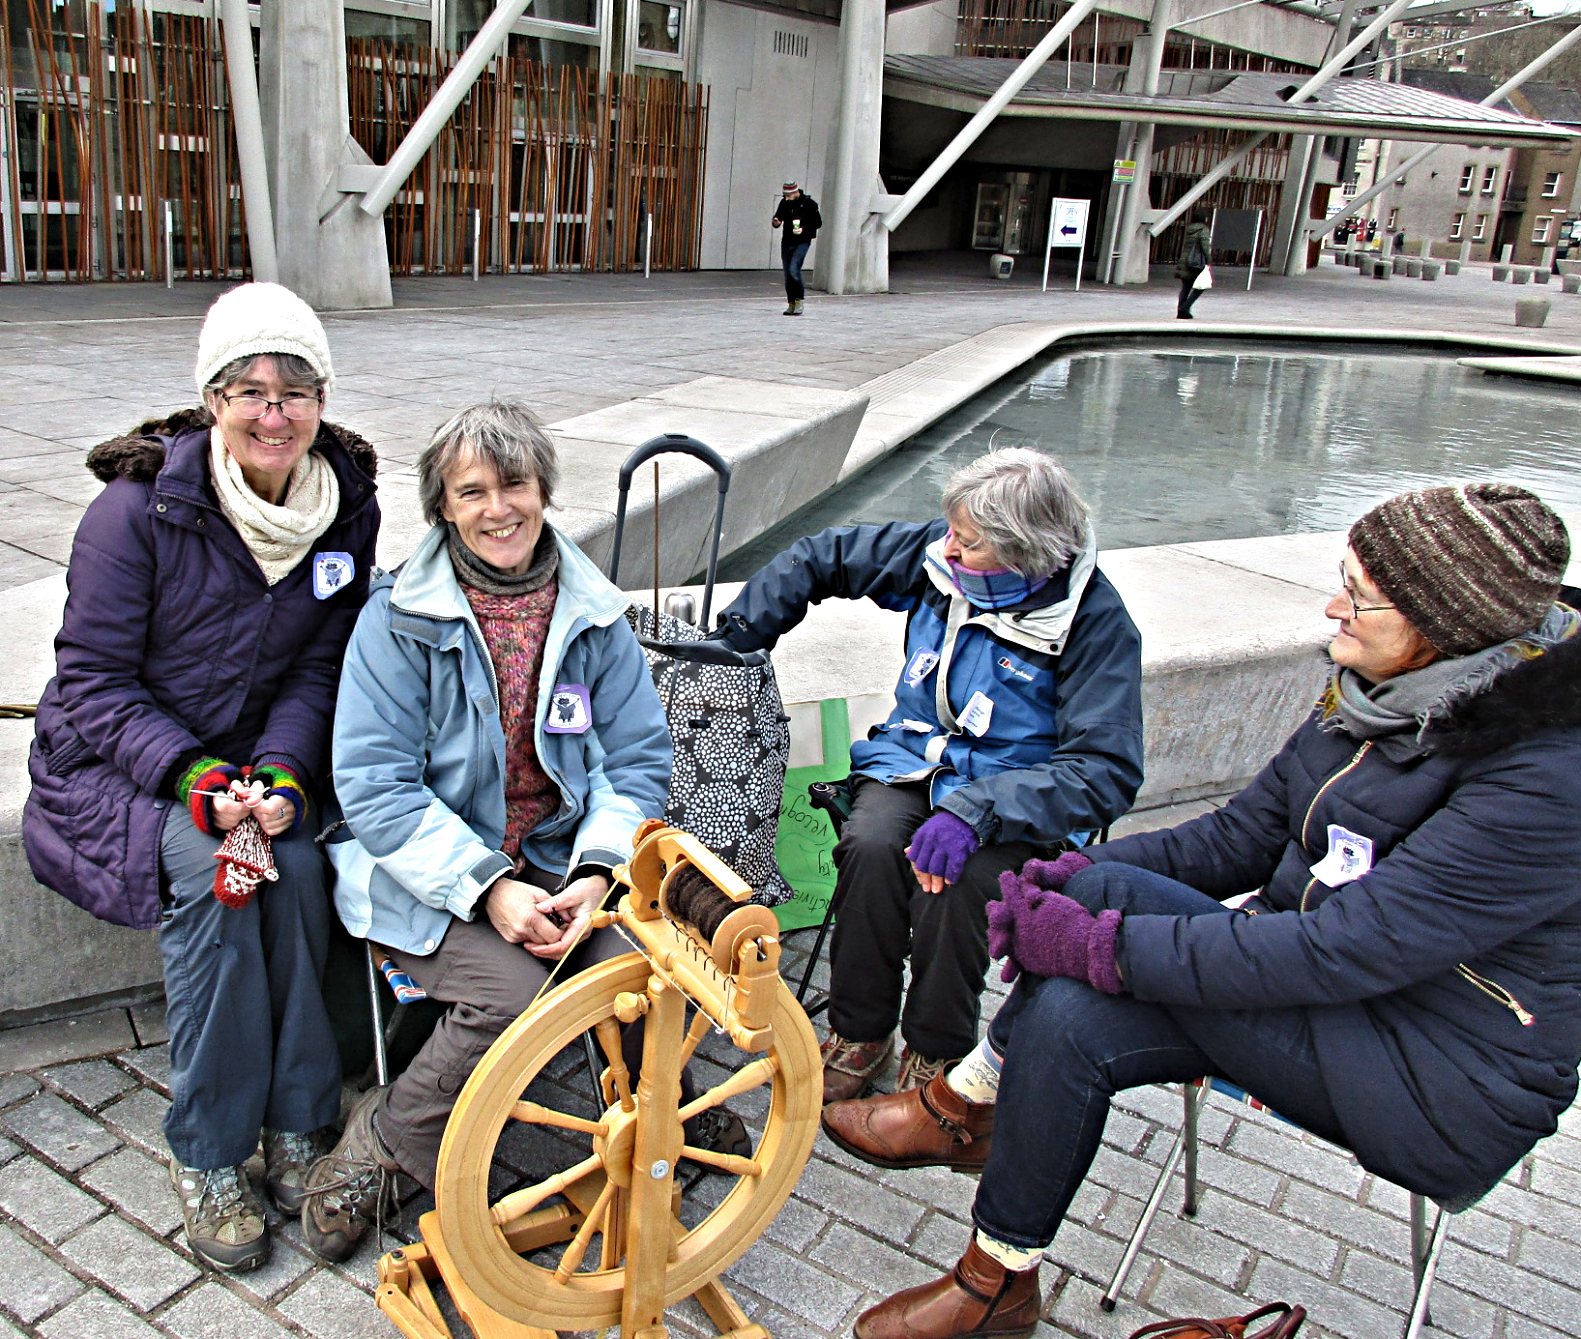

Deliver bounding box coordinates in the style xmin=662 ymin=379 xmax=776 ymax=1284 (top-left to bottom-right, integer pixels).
xmin=299 ymin=400 xmax=675 ymax=1263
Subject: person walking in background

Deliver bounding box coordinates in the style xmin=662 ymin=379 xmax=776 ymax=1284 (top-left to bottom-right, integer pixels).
xmin=772 ymin=181 xmax=821 ymax=316
xmin=1175 ymin=210 xmax=1212 ymax=320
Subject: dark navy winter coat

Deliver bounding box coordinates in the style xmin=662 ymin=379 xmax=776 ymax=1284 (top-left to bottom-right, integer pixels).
xmin=714 ymin=518 xmax=1144 ymax=845
xmin=1096 ymin=629 xmax=1581 ymax=1202
xmin=24 ymin=411 xmax=379 ymax=931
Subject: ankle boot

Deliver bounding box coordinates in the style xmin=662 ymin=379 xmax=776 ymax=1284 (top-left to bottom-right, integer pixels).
xmin=854 ymin=1237 xmax=1041 ymax=1339
xmin=821 ymin=1070 xmax=993 ymax=1172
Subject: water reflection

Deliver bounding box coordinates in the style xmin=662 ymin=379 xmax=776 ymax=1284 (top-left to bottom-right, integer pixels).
xmin=719 ymin=342 xmax=1581 ymax=577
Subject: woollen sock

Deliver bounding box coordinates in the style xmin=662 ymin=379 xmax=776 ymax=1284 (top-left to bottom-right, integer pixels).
xmin=974 ymin=1230 xmax=1043 ymax=1273
xmin=945 ymin=1037 xmax=1003 ymax=1104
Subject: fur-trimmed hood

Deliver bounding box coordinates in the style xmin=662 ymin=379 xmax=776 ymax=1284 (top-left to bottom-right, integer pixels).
xmin=86 ymin=407 xmax=377 ymax=484
xmin=1431 ymin=609 xmax=1581 ymax=757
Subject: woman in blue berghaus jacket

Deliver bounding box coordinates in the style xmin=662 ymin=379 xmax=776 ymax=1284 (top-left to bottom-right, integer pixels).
xmin=710 ymin=448 xmax=1144 ymax=1102
xmin=823 ymin=483 xmax=1581 ymax=1339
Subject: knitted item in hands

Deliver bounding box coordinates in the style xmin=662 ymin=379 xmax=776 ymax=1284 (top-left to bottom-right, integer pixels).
xmin=250 ymin=763 xmax=308 ymax=835
xmin=1020 ymin=850 xmax=1093 ymax=892
xmin=989 ymin=870 xmax=1122 ymax=993
xmin=212 ymin=814 xmax=279 ymax=909
xmin=906 ymin=810 xmax=981 ymax=884
xmin=176 ymin=757 xmax=244 ymax=836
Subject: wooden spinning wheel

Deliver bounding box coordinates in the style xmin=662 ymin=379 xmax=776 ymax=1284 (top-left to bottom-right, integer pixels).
xmin=376 ymin=821 xmax=822 ymax=1339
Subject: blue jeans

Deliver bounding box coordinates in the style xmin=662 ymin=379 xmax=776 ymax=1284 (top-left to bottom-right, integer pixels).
xmin=158 ymin=810 xmax=342 ymax=1168
xmin=971 ymin=862 xmax=1344 ymax=1250
xmin=782 ymin=241 xmax=811 ymax=302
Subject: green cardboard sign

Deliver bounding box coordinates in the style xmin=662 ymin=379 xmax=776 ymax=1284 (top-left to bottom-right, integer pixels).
xmin=773 ymin=699 xmax=852 ymax=933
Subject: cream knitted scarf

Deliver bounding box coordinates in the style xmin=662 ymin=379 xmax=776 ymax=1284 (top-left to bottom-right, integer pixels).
xmin=209 ymin=428 xmax=340 ymax=585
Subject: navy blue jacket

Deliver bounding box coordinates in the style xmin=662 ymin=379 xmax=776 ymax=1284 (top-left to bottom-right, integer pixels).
xmin=24 ymin=411 xmax=379 ymax=930
xmin=714 ymin=519 xmax=1144 ymax=845
xmin=1097 ymin=629 xmax=1581 ymax=1202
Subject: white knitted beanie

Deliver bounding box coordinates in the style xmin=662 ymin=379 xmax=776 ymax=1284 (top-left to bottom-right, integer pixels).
xmin=193 ymin=282 xmax=335 ymax=397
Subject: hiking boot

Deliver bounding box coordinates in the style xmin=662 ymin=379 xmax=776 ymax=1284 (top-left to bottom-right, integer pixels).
xmin=898 ymin=1048 xmax=956 ymax=1093
xmin=853 ymin=1236 xmax=1040 ymax=1339
xmin=263 ymin=1127 xmax=334 ymax=1215
xmin=688 ymin=1107 xmax=751 ymax=1162
xmin=783 ymin=302 xmax=797 ymax=315
xmin=791 ymin=300 xmax=805 ymax=315
xmin=299 ymin=1089 xmax=399 ymax=1263
xmin=820 ymin=1032 xmax=894 ymax=1103
xmin=822 ymin=1070 xmax=993 ymax=1172
xmin=169 ymin=1159 xmax=270 ymax=1272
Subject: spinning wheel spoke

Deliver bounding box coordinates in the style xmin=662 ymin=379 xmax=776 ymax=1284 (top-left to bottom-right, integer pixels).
xmin=490 ymin=1152 xmax=603 ymax=1228
xmin=677 ymin=1056 xmax=778 ymax=1124
xmin=553 ymin=1178 xmax=618 ymax=1282
xmin=510 ymin=1101 xmax=604 ymax=1138
xmin=678 ymin=1146 xmax=761 ymax=1177
xmin=595 ymin=1017 xmax=635 ymax=1112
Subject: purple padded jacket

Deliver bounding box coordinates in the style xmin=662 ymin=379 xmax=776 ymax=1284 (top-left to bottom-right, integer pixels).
xmin=23 ymin=409 xmax=379 ymax=930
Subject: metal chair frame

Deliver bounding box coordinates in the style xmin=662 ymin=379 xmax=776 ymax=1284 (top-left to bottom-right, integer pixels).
xmin=1103 ymin=1080 xmax=1452 ymax=1339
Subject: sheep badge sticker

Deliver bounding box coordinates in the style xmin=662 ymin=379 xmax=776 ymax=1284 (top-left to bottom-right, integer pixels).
xmin=544 ymin=684 xmax=591 ymax=734
xmin=313 ymin=552 xmax=355 ymax=600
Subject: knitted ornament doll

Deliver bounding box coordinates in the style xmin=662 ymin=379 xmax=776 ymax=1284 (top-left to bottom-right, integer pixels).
xmin=213 ymin=816 xmax=279 ymax=909
xmin=176 ymin=759 xmax=307 ymax=909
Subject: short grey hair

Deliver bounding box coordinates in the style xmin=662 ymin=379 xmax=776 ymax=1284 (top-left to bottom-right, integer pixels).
xmin=202 ymin=352 xmax=326 ymax=398
xmin=941 ymin=447 xmax=1089 ymax=577
xmin=417 ymin=399 xmax=560 ymax=526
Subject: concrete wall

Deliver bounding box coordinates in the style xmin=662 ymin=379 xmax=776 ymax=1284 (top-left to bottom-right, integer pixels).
xmin=884 ymin=0 xmax=957 ymax=57
xmin=695 ymin=1 xmax=843 ymax=270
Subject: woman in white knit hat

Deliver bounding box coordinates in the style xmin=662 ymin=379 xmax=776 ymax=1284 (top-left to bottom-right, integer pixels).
xmin=24 ymin=282 xmax=380 ymax=1272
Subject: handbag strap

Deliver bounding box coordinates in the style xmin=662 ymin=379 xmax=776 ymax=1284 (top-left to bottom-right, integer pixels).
xmin=1128 ymin=1302 xmax=1305 ymax=1339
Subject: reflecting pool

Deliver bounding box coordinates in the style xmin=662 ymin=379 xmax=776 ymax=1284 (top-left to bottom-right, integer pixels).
xmin=719 ymin=341 xmax=1581 ymax=578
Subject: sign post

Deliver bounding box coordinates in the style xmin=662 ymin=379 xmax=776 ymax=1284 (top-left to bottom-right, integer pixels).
xmin=1042 ymin=196 xmax=1090 ymax=293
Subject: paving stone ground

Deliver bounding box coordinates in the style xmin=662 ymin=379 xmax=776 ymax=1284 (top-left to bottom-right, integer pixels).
xmin=3 ymin=258 xmax=1581 ymax=1339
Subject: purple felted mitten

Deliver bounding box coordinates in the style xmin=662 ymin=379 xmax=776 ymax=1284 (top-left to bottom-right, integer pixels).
xmin=1001 ymin=881 xmax=1124 ymax=994
xmin=1020 ymin=850 xmax=1094 ymax=892
xmin=906 ymin=811 xmax=981 ymax=885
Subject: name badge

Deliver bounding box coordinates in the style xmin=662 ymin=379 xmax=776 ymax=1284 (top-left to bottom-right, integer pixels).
xmin=958 ymin=691 xmax=995 ymax=737
xmin=544 ymin=684 xmax=592 ymax=734
xmin=904 ymin=649 xmax=940 ymax=686
xmin=1309 ymin=824 xmax=1374 ymax=888
xmin=313 ymin=551 xmax=355 ymax=600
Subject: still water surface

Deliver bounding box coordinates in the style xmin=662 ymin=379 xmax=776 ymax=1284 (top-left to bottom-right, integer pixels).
xmin=719 ymin=342 xmax=1581 ymax=578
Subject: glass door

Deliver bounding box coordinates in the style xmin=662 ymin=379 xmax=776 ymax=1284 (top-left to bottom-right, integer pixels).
xmin=972 ymin=182 xmax=1009 ymax=250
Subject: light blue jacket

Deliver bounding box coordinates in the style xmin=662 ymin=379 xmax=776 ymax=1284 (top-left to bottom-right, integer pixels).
xmin=327 ymin=524 xmax=670 ymax=955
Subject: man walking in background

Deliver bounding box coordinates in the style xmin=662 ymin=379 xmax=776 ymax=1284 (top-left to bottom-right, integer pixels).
xmin=772 ymin=181 xmax=821 ymax=316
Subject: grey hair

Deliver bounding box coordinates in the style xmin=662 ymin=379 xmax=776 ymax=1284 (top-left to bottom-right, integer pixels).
xmin=417 ymin=399 xmax=560 ymax=526
xmin=202 ymin=352 xmax=326 ymax=398
xmin=941 ymin=447 xmax=1090 ymax=577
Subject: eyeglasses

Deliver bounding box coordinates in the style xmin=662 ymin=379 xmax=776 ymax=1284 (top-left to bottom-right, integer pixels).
xmin=218 ymin=391 xmax=322 ymax=421
xmin=1337 ymin=563 xmax=1396 ymax=619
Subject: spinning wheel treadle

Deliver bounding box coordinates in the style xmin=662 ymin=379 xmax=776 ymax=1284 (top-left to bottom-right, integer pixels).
xmin=375 ymin=821 xmax=821 ymax=1339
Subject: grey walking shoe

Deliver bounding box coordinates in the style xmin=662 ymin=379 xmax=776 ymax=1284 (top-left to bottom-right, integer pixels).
xmin=263 ymin=1127 xmax=334 ymax=1215
xmin=791 ymin=299 xmax=805 ymax=315
xmin=783 ymin=302 xmax=797 ymax=315
xmin=896 ymin=1048 xmax=957 ymax=1093
xmin=299 ymin=1089 xmax=400 ymax=1263
xmin=169 ymin=1159 xmax=270 ymax=1272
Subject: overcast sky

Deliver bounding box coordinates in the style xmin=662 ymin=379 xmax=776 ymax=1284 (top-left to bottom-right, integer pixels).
xmin=1512 ymin=1 xmax=1579 ymax=14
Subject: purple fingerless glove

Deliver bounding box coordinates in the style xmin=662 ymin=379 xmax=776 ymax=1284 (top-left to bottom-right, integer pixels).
xmin=1020 ymin=850 xmax=1094 ymax=892
xmin=989 ymin=871 xmax=1123 ymax=993
xmin=906 ymin=810 xmax=981 ymax=885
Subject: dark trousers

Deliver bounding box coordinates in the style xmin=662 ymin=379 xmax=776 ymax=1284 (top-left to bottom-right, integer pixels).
xmin=827 ymin=778 xmax=1041 ymax=1061
xmin=970 ymin=862 xmax=1344 ymax=1249
xmin=782 ymin=241 xmax=811 ymax=302
xmin=158 ymin=811 xmax=343 ymax=1169
xmin=1177 ymin=273 xmax=1204 ymax=317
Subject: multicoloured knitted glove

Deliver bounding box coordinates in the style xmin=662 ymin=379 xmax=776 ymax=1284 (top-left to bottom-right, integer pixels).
xmin=250 ymin=763 xmax=308 ymax=836
xmin=212 ymin=815 xmax=279 ymax=910
xmin=175 ymin=757 xmax=245 ymax=836
xmin=906 ymin=811 xmax=981 ymax=885
xmin=989 ymin=869 xmax=1123 ymax=993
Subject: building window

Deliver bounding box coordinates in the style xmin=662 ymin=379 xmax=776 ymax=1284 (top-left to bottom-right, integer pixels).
xmin=1473 ymin=214 xmax=1489 ymax=240
xmin=1542 ymin=171 xmax=1562 ymax=198
xmin=1534 ymin=217 xmax=1552 ymax=243
xmin=1387 ymin=207 xmax=1400 ymax=230
xmin=1459 ymin=164 xmax=1475 ymax=193
xmin=1450 ymin=212 xmax=1465 ymax=239
xmin=637 ymin=0 xmax=683 ymax=53
xmin=1481 ymin=166 xmax=1498 ymax=196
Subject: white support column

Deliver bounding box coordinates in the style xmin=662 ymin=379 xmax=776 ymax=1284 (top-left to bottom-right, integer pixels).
xmin=220 ymin=0 xmax=278 ymax=282
xmin=1268 ymin=134 xmax=1316 ymax=273
xmin=260 ymin=0 xmax=391 ymax=308
xmin=1113 ymin=0 xmax=1172 ymax=284
xmin=820 ymin=0 xmax=888 ymax=295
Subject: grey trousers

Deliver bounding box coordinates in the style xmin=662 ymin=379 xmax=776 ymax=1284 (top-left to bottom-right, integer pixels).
xmin=158 ymin=811 xmax=343 ymax=1169
xmin=380 ymin=875 xmax=631 ymax=1191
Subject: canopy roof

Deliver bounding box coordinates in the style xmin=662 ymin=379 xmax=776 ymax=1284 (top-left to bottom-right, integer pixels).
xmin=884 ymin=56 xmax=1579 ymax=146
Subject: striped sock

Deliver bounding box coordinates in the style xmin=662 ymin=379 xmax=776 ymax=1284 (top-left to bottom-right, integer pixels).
xmin=945 ymin=1037 xmax=1003 ymax=1104
xmin=975 ymin=1230 xmax=1043 ymax=1273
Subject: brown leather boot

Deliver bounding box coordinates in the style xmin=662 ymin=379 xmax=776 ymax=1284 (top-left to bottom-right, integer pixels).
xmin=854 ymin=1237 xmax=1041 ymax=1339
xmin=821 ymin=1070 xmax=993 ymax=1172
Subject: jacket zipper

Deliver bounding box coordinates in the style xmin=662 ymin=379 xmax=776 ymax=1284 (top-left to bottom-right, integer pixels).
xmin=1456 ymin=965 xmax=1535 ymax=1026
xmin=1298 ymin=742 xmax=1373 ymax=911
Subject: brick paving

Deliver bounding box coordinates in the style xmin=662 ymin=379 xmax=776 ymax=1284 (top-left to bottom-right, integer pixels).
xmin=4 ymin=259 xmax=1581 ymax=1338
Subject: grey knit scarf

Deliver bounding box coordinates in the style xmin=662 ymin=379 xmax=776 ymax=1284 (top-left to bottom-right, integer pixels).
xmin=445 ymin=523 xmax=559 ymax=596
xmin=1322 ymin=602 xmax=1580 ymax=757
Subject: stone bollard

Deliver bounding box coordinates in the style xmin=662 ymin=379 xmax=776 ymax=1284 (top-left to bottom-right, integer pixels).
xmin=1373 ymin=260 xmax=1392 ymax=279
xmin=1559 ymin=259 xmax=1581 ymax=277
xmin=1515 ymin=297 xmax=1551 ymax=328
xmin=1392 ymin=256 xmax=1408 ymax=274
xmin=1512 ymin=266 xmax=1532 ymax=284
xmin=1405 ymin=259 xmax=1423 ymax=277
xmin=1533 ymin=267 xmax=1551 ymax=284
xmin=1422 ymin=261 xmax=1442 ymax=281
xmin=1445 ymin=260 xmax=1461 ymax=275
xmin=1493 ymin=264 xmax=1511 ymax=281
xmin=1564 ymin=273 xmax=1581 ymax=294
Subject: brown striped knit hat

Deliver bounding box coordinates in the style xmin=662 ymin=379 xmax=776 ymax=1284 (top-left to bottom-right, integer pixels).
xmin=1349 ymin=483 xmax=1570 ymax=656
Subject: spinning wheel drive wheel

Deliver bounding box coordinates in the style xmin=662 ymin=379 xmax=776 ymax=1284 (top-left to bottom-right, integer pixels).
xmin=430 ymin=950 xmax=821 ymax=1334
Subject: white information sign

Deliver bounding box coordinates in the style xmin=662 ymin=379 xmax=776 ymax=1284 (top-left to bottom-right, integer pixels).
xmin=1042 ymin=197 xmax=1090 ymax=293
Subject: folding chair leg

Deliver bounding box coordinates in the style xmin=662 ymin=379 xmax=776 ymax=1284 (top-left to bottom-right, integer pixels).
xmin=1181 ymin=1082 xmax=1204 ymax=1217
xmin=1403 ymin=1204 xmax=1448 ymax=1339
xmin=582 ymin=1031 xmax=603 ymax=1103
xmin=366 ymin=945 xmax=390 ymax=1089
xmin=795 ymin=908 xmax=836 ymax=1006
